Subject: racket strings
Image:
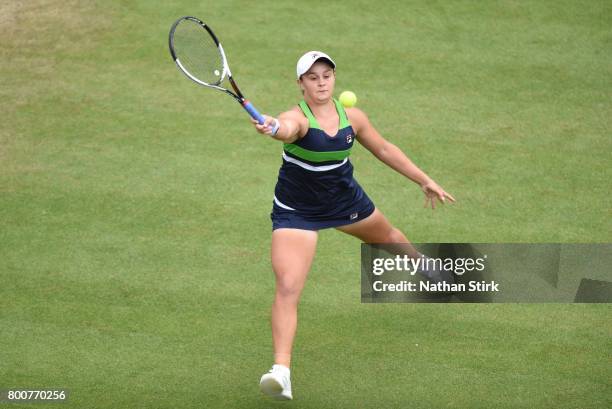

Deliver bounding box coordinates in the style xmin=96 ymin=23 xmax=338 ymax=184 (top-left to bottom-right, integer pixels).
xmin=173 ymin=20 xmax=224 ymax=85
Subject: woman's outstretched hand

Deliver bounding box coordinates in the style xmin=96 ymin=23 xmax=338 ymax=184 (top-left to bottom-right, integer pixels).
xmin=251 ymin=115 xmax=279 ymax=136
xmin=421 ymin=181 xmax=455 ymax=209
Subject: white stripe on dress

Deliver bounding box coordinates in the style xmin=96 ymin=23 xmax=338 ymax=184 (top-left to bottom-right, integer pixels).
xmin=274 ymin=195 xmax=296 ymax=211
xmin=282 ymin=152 xmax=347 ymax=172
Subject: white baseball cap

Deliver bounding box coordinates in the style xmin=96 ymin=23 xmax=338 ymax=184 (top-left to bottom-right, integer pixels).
xmin=296 ymin=51 xmax=336 ymax=79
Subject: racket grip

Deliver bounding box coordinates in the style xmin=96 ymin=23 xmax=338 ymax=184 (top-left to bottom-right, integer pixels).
xmin=242 ymin=100 xmax=265 ymax=124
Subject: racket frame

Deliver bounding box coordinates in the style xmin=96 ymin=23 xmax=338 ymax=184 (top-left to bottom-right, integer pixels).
xmin=168 ymin=16 xmax=265 ymax=124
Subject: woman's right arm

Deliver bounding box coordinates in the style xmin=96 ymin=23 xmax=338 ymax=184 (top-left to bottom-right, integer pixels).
xmin=252 ymin=109 xmax=306 ymax=144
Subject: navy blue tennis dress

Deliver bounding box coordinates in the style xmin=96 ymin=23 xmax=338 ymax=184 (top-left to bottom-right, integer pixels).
xmin=271 ymin=99 xmax=375 ymax=230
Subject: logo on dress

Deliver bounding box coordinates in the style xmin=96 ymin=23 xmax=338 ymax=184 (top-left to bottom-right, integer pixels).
xmin=346 ymin=134 xmax=353 ymax=144
xmin=350 ymin=212 xmax=358 ymax=220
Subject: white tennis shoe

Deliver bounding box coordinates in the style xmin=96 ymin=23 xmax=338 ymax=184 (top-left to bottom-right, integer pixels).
xmin=259 ymin=364 xmax=292 ymax=400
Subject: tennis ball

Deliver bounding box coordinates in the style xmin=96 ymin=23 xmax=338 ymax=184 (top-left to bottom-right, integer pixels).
xmin=339 ymin=91 xmax=357 ymax=108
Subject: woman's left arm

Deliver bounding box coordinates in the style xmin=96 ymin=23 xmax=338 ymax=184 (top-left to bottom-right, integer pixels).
xmin=348 ymin=108 xmax=455 ymax=209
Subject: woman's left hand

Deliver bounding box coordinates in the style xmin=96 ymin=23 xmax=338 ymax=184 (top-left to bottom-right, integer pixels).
xmin=421 ymin=181 xmax=456 ymax=209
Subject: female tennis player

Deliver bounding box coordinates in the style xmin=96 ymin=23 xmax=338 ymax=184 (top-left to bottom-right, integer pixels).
xmin=252 ymin=51 xmax=455 ymax=400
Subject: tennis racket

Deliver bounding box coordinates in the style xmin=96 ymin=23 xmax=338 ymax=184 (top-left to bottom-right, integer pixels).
xmin=168 ymin=16 xmax=266 ymax=125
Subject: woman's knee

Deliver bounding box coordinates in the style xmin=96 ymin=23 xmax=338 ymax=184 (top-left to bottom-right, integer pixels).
xmin=274 ymin=270 xmax=307 ymax=299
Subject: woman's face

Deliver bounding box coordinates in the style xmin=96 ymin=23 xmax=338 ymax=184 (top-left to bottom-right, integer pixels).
xmin=298 ymin=61 xmax=335 ymax=103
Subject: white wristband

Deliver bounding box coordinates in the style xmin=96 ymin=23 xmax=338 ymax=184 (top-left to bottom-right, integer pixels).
xmin=271 ymin=118 xmax=280 ymax=136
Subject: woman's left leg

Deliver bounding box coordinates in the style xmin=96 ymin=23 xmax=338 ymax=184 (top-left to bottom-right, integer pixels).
xmin=335 ymin=208 xmax=405 ymax=242
xmin=337 ymin=208 xmax=447 ymax=280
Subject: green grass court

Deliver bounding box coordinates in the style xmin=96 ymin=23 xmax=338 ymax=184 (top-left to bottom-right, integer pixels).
xmin=1 ymin=1 xmax=610 ymax=408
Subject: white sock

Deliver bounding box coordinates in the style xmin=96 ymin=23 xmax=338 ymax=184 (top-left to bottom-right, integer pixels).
xmin=272 ymin=364 xmax=290 ymax=374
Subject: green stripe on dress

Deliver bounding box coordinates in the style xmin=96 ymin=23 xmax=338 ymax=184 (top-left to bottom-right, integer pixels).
xmin=284 ymin=144 xmax=350 ymax=162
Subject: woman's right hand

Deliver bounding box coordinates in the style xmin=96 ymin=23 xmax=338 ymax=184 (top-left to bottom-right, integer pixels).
xmin=251 ymin=115 xmax=279 ymax=136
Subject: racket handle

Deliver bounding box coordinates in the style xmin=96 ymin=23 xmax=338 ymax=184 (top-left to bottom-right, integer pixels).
xmin=242 ymin=100 xmax=265 ymax=124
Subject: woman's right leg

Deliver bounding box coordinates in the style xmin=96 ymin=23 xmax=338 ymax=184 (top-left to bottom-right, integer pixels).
xmin=270 ymin=228 xmax=318 ymax=368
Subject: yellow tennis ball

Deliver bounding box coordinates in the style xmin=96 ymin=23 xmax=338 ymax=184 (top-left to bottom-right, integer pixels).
xmin=339 ymin=91 xmax=357 ymax=108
